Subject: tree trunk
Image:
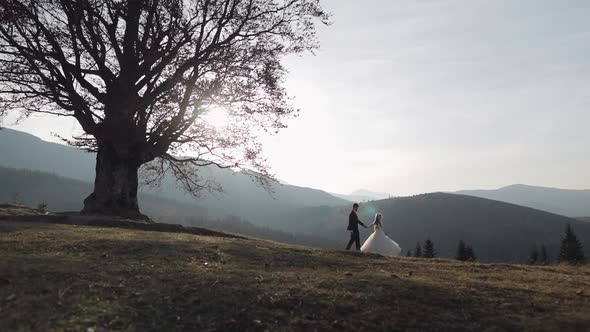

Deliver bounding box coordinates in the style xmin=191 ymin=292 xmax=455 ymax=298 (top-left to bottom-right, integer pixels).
xmin=82 ymin=142 xmax=146 ymax=220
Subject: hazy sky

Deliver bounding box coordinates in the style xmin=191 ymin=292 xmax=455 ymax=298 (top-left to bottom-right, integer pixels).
xmin=7 ymin=0 xmax=590 ymax=195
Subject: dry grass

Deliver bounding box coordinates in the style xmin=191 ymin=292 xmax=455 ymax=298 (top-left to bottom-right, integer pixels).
xmin=1 ymin=219 xmax=589 ymax=332
xmin=0 ymin=205 xmax=42 ymax=216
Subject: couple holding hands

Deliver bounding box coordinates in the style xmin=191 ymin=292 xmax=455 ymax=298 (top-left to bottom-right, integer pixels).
xmin=346 ymin=203 xmax=402 ymax=256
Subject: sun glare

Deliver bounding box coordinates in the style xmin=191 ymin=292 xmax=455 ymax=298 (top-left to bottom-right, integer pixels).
xmin=202 ymin=106 xmax=231 ymax=129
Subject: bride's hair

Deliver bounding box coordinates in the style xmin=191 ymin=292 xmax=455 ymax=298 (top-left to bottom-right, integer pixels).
xmin=374 ymin=213 xmax=382 ymax=224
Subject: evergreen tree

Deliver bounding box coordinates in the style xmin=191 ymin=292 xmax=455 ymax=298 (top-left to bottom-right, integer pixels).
xmin=414 ymin=242 xmax=422 ymax=257
xmin=528 ymin=245 xmax=539 ymax=265
xmin=406 ymin=250 xmax=412 ymax=257
xmin=539 ymin=244 xmax=549 ymax=265
xmin=465 ymin=245 xmax=476 ymax=261
xmin=559 ymin=224 xmax=585 ymax=264
xmin=423 ymin=238 xmax=436 ymax=258
xmin=456 ymin=240 xmax=467 ymax=261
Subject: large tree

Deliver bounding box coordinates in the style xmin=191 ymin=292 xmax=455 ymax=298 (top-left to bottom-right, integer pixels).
xmin=0 ymin=0 xmax=328 ymax=218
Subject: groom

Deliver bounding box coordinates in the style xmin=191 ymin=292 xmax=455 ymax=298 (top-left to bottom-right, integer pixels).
xmin=346 ymin=203 xmax=368 ymax=251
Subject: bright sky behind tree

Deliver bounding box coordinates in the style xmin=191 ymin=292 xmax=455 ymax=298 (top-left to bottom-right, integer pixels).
xmin=7 ymin=0 xmax=590 ymax=196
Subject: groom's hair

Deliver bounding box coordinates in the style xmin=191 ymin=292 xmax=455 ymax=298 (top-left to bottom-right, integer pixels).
xmin=353 ymin=203 xmax=359 ymax=208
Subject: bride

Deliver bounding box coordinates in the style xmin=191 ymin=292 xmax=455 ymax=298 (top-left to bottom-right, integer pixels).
xmin=361 ymin=213 xmax=402 ymax=256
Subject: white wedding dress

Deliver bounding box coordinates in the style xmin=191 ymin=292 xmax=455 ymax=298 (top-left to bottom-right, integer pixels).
xmin=361 ymin=219 xmax=402 ymax=256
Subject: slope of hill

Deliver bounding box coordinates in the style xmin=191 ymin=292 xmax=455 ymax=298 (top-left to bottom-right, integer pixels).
xmin=0 ymin=128 xmax=349 ymax=222
xmin=0 ymin=166 xmax=206 ymax=219
xmin=275 ymin=193 xmax=590 ymax=263
xmin=0 ymin=128 xmax=96 ymax=181
xmin=457 ymin=184 xmax=590 ymax=217
xmin=1 ymin=218 xmax=589 ymax=331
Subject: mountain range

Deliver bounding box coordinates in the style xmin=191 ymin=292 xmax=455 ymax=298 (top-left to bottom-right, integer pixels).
xmin=331 ymin=189 xmax=392 ymax=202
xmin=0 ymin=165 xmax=207 ymax=219
xmin=457 ymin=184 xmax=590 ymax=218
xmin=4 ymin=128 xmax=589 ymax=219
xmin=273 ymin=193 xmax=590 ymax=262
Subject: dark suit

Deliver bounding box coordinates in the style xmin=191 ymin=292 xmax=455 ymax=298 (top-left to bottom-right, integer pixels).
xmin=346 ymin=210 xmax=366 ymax=250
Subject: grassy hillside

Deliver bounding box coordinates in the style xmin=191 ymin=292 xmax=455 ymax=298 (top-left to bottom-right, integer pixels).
xmin=183 ymin=215 xmax=343 ymax=249
xmin=0 ymin=204 xmax=43 ymax=216
xmin=1 ymin=217 xmax=589 ymax=331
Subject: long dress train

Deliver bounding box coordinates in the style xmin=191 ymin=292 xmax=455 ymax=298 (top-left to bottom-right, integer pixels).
xmin=361 ymin=220 xmax=402 ymax=256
